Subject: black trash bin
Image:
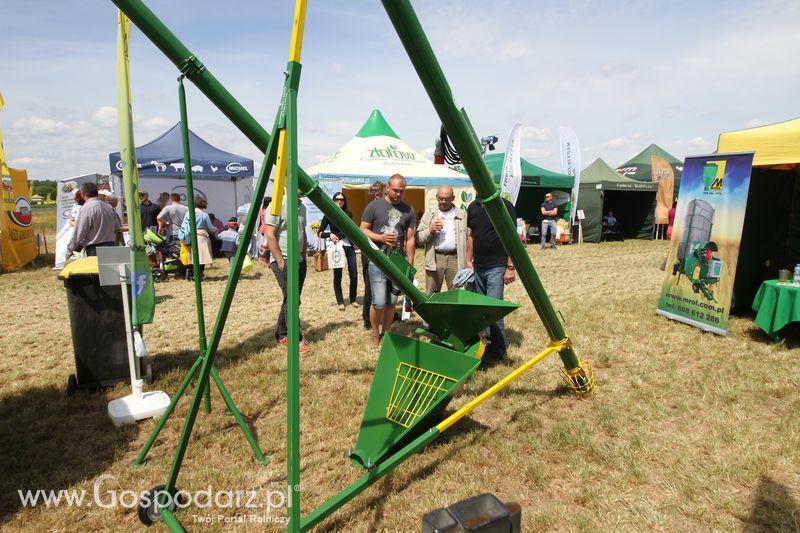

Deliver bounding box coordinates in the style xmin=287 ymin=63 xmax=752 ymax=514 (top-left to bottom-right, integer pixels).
xmin=58 ymin=257 xmax=149 ymax=395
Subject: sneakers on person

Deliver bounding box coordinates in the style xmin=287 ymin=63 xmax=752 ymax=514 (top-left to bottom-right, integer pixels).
xmin=541 ymin=245 xmax=546 ymax=250
xmin=551 ymin=245 xmax=557 ymax=249
xmin=276 ymin=337 xmax=311 ymax=354
xmin=351 ymin=301 xmax=360 ymax=308
xmin=338 ymin=304 xmax=346 ymax=311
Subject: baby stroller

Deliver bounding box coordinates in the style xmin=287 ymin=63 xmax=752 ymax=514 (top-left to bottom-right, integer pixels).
xmin=143 ymin=228 xmax=184 ymax=282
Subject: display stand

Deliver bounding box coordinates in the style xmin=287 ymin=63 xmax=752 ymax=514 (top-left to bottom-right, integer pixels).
xmin=98 ymin=246 xmax=170 ymax=426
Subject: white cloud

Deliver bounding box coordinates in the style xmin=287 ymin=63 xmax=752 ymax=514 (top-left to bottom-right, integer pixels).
xmin=746 ymin=118 xmax=766 ymax=128
xmin=687 ymin=137 xmax=711 ymax=149
xmin=522 ymin=147 xmax=553 ymax=161
xmin=91 ymin=106 xmax=117 ymax=128
xmin=11 ymin=116 xmax=70 ymax=135
xmin=10 ymin=156 xmax=47 ymax=166
xmin=521 ymin=127 xmax=551 ymax=142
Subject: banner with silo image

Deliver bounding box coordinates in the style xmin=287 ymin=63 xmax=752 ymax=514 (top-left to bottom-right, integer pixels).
xmin=657 ymin=152 xmax=754 ymax=335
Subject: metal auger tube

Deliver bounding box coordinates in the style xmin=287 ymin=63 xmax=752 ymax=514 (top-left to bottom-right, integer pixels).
xmin=381 ymin=0 xmax=592 ymax=388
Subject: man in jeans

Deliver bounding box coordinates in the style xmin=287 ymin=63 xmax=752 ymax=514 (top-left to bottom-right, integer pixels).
xmin=466 ymin=197 xmax=517 ymax=360
xmin=360 ymin=181 xmax=385 ymax=329
xmin=360 ymin=174 xmax=416 ymax=346
xmin=540 ymin=192 xmax=558 ymax=249
xmin=265 ymin=189 xmax=310 ymax=353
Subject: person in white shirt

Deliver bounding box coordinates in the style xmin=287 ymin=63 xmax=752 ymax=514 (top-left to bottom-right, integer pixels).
xmin=416 ymin=185 xmax=467 ymax=295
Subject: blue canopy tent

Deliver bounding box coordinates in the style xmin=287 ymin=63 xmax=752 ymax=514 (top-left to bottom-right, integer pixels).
xmin=109 ymin=123 xmax=255 ymax=220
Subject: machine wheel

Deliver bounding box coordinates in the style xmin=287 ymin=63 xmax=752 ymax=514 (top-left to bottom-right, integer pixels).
xmin=137 ymin=485 xmax=186 ymax=526
xmin=66 ymin=374 xmax=78 ymax=396
xmin=144 ymin=360 xmax=154 ymax=385
xmin=152 ymin=268 xmax=167 ymax=283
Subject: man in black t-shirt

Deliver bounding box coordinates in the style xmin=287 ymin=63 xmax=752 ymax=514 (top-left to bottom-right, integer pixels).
xmin=139 ymin=191 xmax=162 ymax=232
xmin=465 ymin=198 xmax=517 ymax=359
xmin=540 ymin=192 xmax=558 ymax=249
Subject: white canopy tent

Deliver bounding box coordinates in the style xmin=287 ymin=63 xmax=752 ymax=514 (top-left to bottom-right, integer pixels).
xmin=304 ymin=109 xmax=475 ymax=245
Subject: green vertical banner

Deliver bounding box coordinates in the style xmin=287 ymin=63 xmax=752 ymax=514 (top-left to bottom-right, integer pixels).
xmin=116 ymin=11 xmax=155 ymax=325
xmin=656 ymin=152 xmax=754 ymax=334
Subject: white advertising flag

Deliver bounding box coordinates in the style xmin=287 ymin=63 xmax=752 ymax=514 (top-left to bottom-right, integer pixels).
xmin=500 ymin=122 xmax=523 ymax=205
xmin=559 ymin=126 xmax=581 ymax=223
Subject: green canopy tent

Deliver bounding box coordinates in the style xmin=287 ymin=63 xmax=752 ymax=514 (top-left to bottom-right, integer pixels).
xmin=482 ymin=153 xmax=574 ymax=224
xmin=616 ymin=143 xmax=683 ymax=193
xmin=577 ymin=158 xmax=659 ymax=243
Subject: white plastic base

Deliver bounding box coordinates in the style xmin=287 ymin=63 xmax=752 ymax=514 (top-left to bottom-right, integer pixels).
xmin=108 ymin=390 xmax=171 ymax=427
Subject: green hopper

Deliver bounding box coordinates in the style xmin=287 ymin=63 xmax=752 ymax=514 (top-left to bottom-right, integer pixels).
xmin=349 ymin=290 xmax=519 ymax=469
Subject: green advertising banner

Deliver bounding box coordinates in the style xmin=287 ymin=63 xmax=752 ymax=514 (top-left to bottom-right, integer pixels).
xmin=657 ymin=152 xmax=754 ymax=335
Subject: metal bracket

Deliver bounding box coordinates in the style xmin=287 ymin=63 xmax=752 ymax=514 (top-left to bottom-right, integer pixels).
xmin=178 ymin=54 xmax=206 ymax=78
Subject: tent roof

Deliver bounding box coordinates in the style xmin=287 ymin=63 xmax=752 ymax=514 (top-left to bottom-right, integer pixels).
xmin=483 ymin=153 xmax=574 ymax=189
xmin=581 ymin=158 xmax=658 ymax=191
xmin=621 ymin=143 xmax=681 ymax=165
xmin=109 ymin=123 xmax=254 ymax=179
xmin=615 ymin=143 xmax=683 ymax=182
xmin=306 ymin=109 xmax=470 ymax=186
xmin=717 ymin=117 xmax=800 ymax=167
xmin=355 ymin=109 xmax=400 ymax=139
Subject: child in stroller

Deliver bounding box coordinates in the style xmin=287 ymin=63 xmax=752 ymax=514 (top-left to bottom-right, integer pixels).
xmin=143 ymin=227 xmax=185 ymax=281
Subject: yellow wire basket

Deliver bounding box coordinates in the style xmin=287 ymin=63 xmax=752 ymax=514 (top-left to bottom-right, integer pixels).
xmin=386 ymin=363 xmax=457 ymax=428
xmin=560 ymin=360 xmax=595 ymax=394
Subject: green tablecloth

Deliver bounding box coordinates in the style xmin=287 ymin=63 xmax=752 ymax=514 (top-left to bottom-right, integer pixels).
xmin=752 ymin=279 xmax=800 ymax=339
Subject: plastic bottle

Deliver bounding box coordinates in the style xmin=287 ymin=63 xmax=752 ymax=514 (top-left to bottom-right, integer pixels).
xmin=794 ymin=264 xmax=800 ymax=284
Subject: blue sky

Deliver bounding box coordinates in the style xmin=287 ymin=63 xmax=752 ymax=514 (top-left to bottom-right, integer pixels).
xmin=1 ymin=0 xmax=798 ymax=181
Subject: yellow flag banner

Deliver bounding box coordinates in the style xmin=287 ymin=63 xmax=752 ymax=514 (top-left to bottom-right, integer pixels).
xmin=651 ymin=155 xmax=674 ymax=225
xmin=1 ymin=92 xmax=15 ymax=212
xmin=117 ymin=11 xmax=155 ymax=324
xmin=0 ymin=167 xmax=37 ymax=271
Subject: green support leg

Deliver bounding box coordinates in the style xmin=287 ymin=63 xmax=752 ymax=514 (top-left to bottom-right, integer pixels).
xmin=209 ymin=367 xmax=269 ymax=465
xmin=133 ymin=355 xmax=202 ymax=468
xmin=284 ymin=60 xmax=303 ymax=533
xmin=300 ymin=429 xmax=441 ymax=531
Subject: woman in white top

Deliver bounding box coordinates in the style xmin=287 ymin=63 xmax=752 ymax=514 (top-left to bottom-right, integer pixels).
xmin=317 ymin=192 xmax=359 ymax=311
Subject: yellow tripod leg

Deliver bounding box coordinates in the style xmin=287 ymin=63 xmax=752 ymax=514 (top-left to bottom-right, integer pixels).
xmin=269 ymin=0 xmax=307 ymax=218
xmin=289 ymin=0 xmax=307 ymax=63
xmin=269 ymin=129 xmax=288 ymax=216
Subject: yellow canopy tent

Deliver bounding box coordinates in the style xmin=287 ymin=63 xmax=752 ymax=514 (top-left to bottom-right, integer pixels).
xmin=717 ymin=118 xmax=800 ymax=308
xmin=718 ymin=118 xmax=800 ymax=169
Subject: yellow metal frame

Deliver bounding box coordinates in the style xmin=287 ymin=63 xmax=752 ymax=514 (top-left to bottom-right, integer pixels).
xmin=387 ymin=363 xmax=456 ymax=428
xmin=436 ymin=336 xmax=588 ymax=433
xmin=269 ymin=0 xmax=307 ymax=217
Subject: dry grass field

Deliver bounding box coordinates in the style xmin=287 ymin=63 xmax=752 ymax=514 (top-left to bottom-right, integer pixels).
xmin=1 ymin=238 xmax=799 ymax=532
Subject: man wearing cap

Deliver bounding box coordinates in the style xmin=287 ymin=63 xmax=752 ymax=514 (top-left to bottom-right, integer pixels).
xmin=139 ymin=191 xmax=161 ymax=232
xmin=157 ymin=193 xmax=188 ymax=244
xmin=66 ymin=181 xmax=120 ymax=259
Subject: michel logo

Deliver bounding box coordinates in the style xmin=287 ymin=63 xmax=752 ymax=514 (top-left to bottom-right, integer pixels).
xmin=702 ymin=160 xmax=726 ymax=193
xmin=226 ymin=163 xmax=248 ymax=174
xmin=9 ymin=196 xmax=32 ymax=227
xmin=367 ymin=144 xmax=416 ymax=161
